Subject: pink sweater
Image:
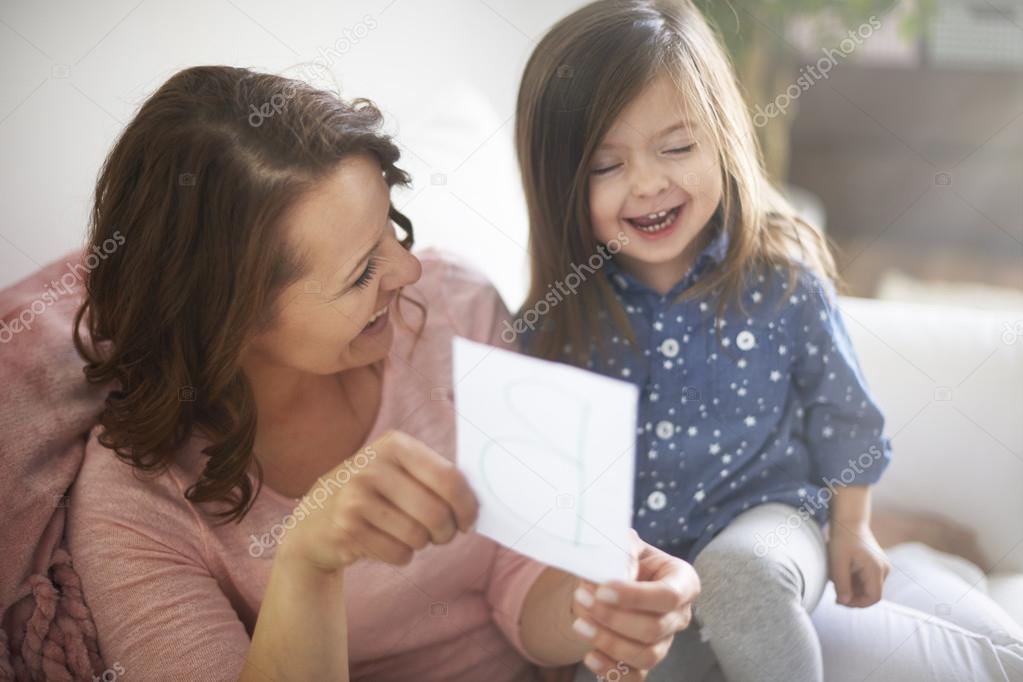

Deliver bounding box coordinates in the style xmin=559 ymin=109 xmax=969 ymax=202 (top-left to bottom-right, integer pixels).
xmin=66 ymin=252 xmax=552 ymax=681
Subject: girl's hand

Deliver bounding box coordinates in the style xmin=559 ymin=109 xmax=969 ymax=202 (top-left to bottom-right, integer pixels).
xmin=571 ymin=530 xmax=700 ymax=680
xmin=278 ymin=430 xmax=479 ymax=573
xmin=828 ymin=520 xmax=891 ymax=608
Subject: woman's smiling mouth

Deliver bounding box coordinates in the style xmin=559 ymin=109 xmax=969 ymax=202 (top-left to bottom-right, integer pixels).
xmin=361 ymin=302 xmax=391 ymax=335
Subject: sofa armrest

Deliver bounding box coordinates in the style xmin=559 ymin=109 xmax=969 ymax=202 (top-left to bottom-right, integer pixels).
xmin=839 ymin=297 xmax=1023 ymax=572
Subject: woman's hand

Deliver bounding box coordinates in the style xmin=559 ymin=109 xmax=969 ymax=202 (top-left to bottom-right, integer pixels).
xmin=828 ymin=520 xmax=891 ymax=608
xmin=570 ymin=530 xmax=700 ymax=680
xmin=278 ymin=430 xmax=479 ymax=573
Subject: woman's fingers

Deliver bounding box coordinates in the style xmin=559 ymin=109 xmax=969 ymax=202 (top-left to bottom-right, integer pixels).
xmin=631 ymin=541 xmax=701 ymax=608
xmin=575 ymin=586 xmax=687 ymax=644
xmin=569 ymin=542 xmax=698 ymax=677
xmin=389 ymin=432 xmax=479 ymax=531
xmin=573 ymin=613 xmax=670 ymax=673
xmin=369 ymin=462 xmax=459 ymax=545
xmin=342 ymin=519 xmax=416 ymax=566
xmin=360 ymin=492 xmax=432 ymax=551
xmin=287 ymin=431 xmax=479 ymax=572
xmin=592 ymin=573 xmax=698 ymax=615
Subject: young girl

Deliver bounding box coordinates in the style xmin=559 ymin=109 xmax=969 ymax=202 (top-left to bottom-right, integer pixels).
xmin=516 ymin=1 xmax=892 ymax=680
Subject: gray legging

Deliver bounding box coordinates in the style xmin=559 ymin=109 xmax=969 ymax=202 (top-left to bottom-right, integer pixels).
xmin=574 ymin=503 xmax=1023 ymax=681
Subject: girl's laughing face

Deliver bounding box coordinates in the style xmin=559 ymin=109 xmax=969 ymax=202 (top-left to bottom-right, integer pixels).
xmin=588 ymin=75 xmax=723 ymax=293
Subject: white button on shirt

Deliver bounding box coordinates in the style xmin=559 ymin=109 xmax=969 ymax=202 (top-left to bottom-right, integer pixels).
xmin=655 ymin=420 xmax=674 ymax=440
xmin=736 ymin=330 xmax=756 ymax=351
xmin=647 ymin=491 xmax=667 ymax=510
xmin=660 ymin=338 xmax=680 ymax=358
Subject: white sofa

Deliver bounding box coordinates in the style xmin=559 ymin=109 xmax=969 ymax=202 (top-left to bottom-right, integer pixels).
xmin=840 ymin=296 xmax=1023 ymax=624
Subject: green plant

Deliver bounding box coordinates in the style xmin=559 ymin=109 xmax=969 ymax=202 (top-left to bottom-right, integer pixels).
xmin=693 ymin=0 xmax=937 ymax=183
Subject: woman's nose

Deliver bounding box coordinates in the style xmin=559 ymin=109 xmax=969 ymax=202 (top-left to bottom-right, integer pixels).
xmin=379 ymin=240 xmax=422 ymax=292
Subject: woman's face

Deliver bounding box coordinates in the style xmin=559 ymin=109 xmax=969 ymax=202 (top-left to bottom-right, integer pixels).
xmin=588 ymin=74 xmax=723 ymax=288
xmin=245 ymin=153 xmax=422 ymax=375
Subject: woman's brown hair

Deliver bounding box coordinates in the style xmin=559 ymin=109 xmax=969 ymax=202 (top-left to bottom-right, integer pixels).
xmin=515 ymin=0 xmax=837 ymax=363
xmin=73 ymin=65 xmax=414 ymax=523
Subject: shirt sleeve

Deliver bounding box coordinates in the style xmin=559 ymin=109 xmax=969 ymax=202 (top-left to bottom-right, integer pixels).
xmin=790 ymin=272 xmax=892 ymax=486
xmin=428 ymin=249 xmax=519 ymax=354
xmin=485 ymin=544 xmax=554 ymax=667
xmin=68 ymin=437 xmax=252 ymax=681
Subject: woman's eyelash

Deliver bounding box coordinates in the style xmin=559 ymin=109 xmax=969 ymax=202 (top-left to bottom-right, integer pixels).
xmin=666 ymin=144 xmax=696 ymax=154
xmin=353 ymin=257 xmax=378 ymax=289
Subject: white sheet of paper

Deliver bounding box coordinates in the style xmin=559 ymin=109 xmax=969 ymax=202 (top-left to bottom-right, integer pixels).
xmin=453 ymin=336 xmax=639 ymax=584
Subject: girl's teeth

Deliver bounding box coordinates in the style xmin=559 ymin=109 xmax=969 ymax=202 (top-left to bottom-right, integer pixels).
xmin=633 ymin=207 xmax=678 ymax=232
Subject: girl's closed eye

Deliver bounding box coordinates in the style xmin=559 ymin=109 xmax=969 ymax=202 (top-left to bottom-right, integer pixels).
xmin=665 ymin=143 xmax=696 ymax=155
xmin=591 ymin=161 xmax=622 ymax=176
xmin=591 ymin=143 xmax=695 ymax=176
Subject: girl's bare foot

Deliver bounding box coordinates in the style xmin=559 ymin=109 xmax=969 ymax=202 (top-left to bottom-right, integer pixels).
xmin=871 ymin=508 xmax=990 ymax=572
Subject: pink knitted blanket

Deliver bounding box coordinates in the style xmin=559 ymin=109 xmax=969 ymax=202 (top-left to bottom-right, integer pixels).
xmin=0 ymin=251 xmax=107 ymax=681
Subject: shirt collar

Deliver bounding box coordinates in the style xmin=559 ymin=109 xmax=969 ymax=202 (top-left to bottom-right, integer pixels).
xmin=606 ymin=227 xmax=730 ymax=297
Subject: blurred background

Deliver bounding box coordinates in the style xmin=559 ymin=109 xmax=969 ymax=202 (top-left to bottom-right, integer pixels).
xmin=0 ymin=0 xmax=1020 ymax=311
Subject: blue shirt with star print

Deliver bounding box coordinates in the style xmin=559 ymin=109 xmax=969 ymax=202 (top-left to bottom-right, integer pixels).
xmin=570 ymin=229 xmax=891 ymax=562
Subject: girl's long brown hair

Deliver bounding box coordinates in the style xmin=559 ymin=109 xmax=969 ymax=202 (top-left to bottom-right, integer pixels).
xmin=74 ymin=65 xmax=414 ymax=523
xmin=516 ymin=0 xmax=838 ymax=363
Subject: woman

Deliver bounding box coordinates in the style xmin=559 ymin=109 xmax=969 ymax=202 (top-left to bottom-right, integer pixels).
xmin=67 ymin=65 xmax=698 ymax=681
